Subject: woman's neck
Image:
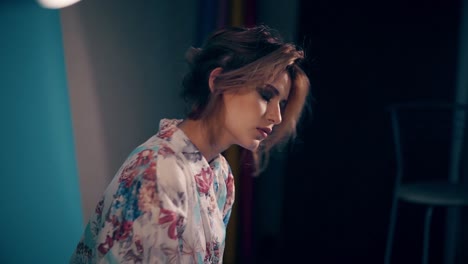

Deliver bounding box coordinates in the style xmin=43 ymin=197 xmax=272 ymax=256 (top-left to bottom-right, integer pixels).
xmin=178 ymin=119 xmax=228 ymax=162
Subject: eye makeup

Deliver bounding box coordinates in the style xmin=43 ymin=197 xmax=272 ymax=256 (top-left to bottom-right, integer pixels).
xmin=257 ymin=86 xmax=275 ymax=102
xmin=257 ymin=84 xmax=288 ymax=111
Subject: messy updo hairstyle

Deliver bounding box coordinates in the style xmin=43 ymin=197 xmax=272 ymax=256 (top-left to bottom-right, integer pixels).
xmin=182 ymin=25 xmax=309 ymax=172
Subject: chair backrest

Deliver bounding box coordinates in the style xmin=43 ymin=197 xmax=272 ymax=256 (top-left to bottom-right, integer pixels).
xmin=387 ymin=102 xmax=468 ymax=186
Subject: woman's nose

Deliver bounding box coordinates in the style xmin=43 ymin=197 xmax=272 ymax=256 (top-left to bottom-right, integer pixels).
xmin=267 ymin=102 xmax=282 ymax=125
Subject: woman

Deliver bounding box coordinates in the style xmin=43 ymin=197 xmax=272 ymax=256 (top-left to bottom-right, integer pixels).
xmin=70 ymin=25 xmax=309 ymax=263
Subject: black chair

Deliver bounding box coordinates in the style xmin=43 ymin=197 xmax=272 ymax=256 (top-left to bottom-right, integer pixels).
xmin=384 ymin=102 xmax=468 ymax=264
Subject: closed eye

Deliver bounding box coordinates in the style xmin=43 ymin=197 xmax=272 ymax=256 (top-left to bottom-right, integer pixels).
xmin=257 ymin=87 xmax=275 ymax=102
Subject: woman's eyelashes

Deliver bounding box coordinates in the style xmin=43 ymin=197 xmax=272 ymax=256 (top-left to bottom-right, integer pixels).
xmin=257 ymin=87 xmax=275 ymax=102
xmin=257 ymin=86 xmax=288 ymax=113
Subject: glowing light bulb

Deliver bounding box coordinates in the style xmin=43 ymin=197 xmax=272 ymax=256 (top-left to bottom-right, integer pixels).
xmin=37 ymin=0 xmax=82 ymax=9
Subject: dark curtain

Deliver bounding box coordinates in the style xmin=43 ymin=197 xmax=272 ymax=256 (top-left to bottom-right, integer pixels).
xmin=276 ymin=0 xmax=461 ymax=263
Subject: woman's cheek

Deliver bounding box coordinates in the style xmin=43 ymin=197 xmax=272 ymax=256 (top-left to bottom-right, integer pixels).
xmin=258 ymin=100 xmax=268 ymax=114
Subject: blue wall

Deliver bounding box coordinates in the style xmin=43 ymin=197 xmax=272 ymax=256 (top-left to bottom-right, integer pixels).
xmin=0 ymin=2 xmax=83 ymax=263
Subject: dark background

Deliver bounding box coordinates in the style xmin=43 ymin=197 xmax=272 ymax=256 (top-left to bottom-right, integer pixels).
xmin=255 ymin=0 xmax=462 ymax=263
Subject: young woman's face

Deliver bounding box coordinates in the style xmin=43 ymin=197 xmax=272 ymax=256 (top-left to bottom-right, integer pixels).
xmin=222 ymin=71 xmax=291 ymax=151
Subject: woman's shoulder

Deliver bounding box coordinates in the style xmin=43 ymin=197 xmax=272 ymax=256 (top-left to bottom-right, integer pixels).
xmin=113 ymin=133 xmax=190 ymax=200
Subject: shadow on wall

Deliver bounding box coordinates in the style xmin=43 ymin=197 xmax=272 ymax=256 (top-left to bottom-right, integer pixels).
xmin=61 ymin=0 xmax=196 ymax=221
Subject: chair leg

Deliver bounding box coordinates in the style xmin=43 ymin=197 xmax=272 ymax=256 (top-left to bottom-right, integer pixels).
xmin=422 ymin=206 xmax=434 ymax=264
xmin=384 ymin=200 xmax=399 ymax=264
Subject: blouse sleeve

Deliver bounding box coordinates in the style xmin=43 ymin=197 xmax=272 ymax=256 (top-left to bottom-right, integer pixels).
xmin=70 ymin=148 xmax=188 ymax=264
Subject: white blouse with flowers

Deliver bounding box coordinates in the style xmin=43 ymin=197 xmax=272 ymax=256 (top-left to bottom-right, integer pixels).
xmin=70 ymin=119 xmax=235 ymax=264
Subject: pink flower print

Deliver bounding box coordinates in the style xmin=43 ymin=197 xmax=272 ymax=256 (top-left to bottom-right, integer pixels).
xmin=195 ymin=167 xmax=213 ymax=195
xmin=113 ymin=220 xmax=133 ymax=241
xmin=225 ymin=173 xmax=234 ymax=193
xmin=158 ymin=127 xmax=176 ymax=139
xmin=159 ymin=207 xmax=180 ymax=239
xmin=136 ymin=149 xmax=154 ymax=166
xmin=158 ymin=145 xmax=175 ymax=158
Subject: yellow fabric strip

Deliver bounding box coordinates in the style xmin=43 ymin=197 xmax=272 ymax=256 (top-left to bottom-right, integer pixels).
xmin=230 ymin=0 xmax=243 ymax=27
xmin=224 ymin=1 xmax=246 ymax=262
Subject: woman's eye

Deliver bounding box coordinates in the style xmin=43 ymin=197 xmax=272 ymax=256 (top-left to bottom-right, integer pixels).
xmin=258 ymin=89 xmax=274 ymax=102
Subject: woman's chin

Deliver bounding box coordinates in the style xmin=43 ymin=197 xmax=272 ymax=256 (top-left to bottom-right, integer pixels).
xmin=241 ymin=140 xmax=260 ymax=152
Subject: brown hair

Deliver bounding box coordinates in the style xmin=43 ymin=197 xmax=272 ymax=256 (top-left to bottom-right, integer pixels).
xmin=182 ymin=25 xmax=310 ymax=173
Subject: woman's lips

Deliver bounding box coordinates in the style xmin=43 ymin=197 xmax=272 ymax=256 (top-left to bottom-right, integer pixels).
xmin=257 ymin=128 xmax=268 ymax=138
xmin=256 ymin=127 xmax=272 ymax=139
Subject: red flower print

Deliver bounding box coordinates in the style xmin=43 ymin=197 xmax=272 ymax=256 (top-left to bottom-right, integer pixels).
xmin=113 ymin=220 xmax=133 ymax=241
xmin=195 ymin=167 xmax=213 ymax=195
xmin=143 ymin=162 xmax=157 ymax=181
xmin=158 ymin=127 xmax=176 ymax=139
xmin=158 ymin=207 xmax=180 ymax=239
xmin=119 ymin=161 xmax=139 ymax=187
xmin=97 ymin=235 xmax=114 ymax=255
xmin=225 ymin=173 xmax=234 ymax=193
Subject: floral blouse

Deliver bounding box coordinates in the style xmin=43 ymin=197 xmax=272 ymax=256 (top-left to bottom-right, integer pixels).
xmin=70 ymin=119 xmax=235 ymax=264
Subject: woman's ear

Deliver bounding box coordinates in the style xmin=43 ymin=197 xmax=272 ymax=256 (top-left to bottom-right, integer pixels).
xmin=208 ymin=67 xmax=223 ymax=93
